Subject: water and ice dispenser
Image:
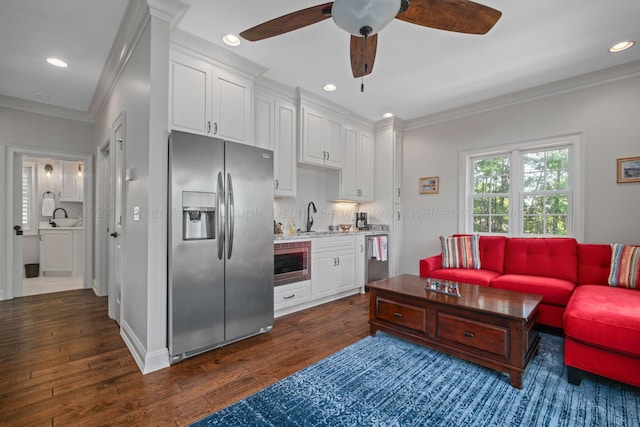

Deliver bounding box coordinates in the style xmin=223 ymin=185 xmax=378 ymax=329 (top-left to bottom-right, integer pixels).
xmin=182 ymin=191 xmax=216 ymax=240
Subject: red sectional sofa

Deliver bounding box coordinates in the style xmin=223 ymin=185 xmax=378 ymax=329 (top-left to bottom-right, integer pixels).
xmin=420 ymin=236 xmax=640 ymax=388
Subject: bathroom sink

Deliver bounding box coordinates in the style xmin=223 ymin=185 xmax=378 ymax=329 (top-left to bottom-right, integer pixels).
xmin=52 ymin=218 xmax=80 ymax=227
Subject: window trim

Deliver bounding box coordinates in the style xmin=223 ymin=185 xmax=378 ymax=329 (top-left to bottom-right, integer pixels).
xmin=459 ymin=133 xmax=583 ymax=240
xmin=22 ymin=161 xmax=38 ymax=236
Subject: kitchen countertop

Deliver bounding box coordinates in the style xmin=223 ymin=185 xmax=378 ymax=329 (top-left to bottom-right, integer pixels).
xmin=274 ymin=225 xmax=389 ymax=242
xmin=39 ymin=226 xmax=84 ymax=230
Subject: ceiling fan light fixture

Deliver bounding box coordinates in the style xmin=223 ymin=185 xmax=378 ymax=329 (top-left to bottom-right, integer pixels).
xmin=323 ymin=83 xmax=337 ymax=92
xmin=332 ymin=0 xmax=401 ymax=36
xmin=609 ymin=41 xmax=634 ymax=53
xmin=222 ymin=34 xmax=241 ymax=47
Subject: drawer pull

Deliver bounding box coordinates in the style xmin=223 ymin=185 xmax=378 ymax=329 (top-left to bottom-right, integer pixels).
xmin=394 ymin=312 xmax=402 ymax=318
xmin=283 ymin=294 xmax=295 ymax=300
xmin=464 ymin=331 xmax=474 ymax=338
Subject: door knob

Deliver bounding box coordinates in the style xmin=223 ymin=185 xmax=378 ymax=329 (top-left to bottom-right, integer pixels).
xmin=110 ymin=232 xmax=118 ymax=238
xmin=14 ymin=225 xmax=23 ymax=236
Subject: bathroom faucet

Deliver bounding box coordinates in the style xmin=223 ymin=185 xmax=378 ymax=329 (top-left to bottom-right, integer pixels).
xmin=306 ymin=201 xmax=317 ymax=232
xmin=52 ymin=208 xmax=68 ymax=219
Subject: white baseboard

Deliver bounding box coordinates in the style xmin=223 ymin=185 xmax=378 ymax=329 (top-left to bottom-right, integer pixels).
xmin=120 ymin=320 xmax=170 ymax=374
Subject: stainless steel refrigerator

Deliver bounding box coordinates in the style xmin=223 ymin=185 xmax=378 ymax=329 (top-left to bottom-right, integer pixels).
xmin=168 ymin=130 xmax=274 ymax=364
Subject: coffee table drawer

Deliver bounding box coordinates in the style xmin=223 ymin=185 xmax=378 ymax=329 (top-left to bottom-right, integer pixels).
xmin=435 ymin=312 xmax=509 ymax=358
xmin=376 ymin=298 xmax=426 ymax=333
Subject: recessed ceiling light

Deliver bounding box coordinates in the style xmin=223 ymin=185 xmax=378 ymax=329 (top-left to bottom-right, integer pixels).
xmin=222 ymin=34 xmax=241 ymax=47
xmin=382 ymin=112 xmax=394 ymax=118
xmin=323 ymin=83 xmax=337 ymax=92
xmin=46 ymin=57 xmax=68 ymax=68
xmin=609 ymin=41 xmax=634 ymax=53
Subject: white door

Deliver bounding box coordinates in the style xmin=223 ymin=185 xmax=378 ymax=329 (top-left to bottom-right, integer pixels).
xmin=109 ymin=115 xmax=125 ymax=324
xmin=11 ymin=154 xmax=24 ymax=298
xmin=95 ymin=139 xmax=111 ymax=297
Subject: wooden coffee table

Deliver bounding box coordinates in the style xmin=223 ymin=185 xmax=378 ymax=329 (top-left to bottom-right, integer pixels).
xmin=368 ymin=274 xmax=542 ymax=389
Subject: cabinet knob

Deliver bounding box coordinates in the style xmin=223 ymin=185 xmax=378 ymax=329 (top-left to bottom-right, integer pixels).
xmin=464 ymin=331 xmax=474 ymax=338
xmin=214 ymin=122 xmax=218 ymax=135
xmin=397 ymin=188 xmax=401 ymax=198
xmin=394 ymin=312 xmax=402 ymax=318
xmin=283 ymin=294 xmax=295 ymax=300
xmin=207 ymin=121 xmax=211 ymax=133
xmin=326 ymin=151 xmax=330 ymax=161
xmin=110 ymin=232 xmax=118 ymax=238
xmin=274 ymin=179 xmax=279 ymax=189
xmin=14 ymin=225 xmax=23 ymax=236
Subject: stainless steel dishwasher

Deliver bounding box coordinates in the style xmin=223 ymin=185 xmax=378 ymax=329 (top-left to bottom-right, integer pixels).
xmin=366 ymin=234 xmax=389 ymax=284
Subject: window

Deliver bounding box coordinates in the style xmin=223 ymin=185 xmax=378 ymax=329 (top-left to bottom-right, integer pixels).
xmin=463 ymin=135 xmax=581 ymax=238
xmin=22 ymin=162 xmax=38 ymax=235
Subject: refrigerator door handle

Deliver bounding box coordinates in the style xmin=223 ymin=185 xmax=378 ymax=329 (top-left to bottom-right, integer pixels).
xmin=217 ymin=171 xmax=225 ymax=260
xmin=226 ymin=172 xmax=235 ymax=260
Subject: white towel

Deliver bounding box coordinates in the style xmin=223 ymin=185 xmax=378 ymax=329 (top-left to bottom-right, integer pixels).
xmin=380 ymin=236 xmax=388 ymax=262
xmin=369 ymin=237 xmax=379 ymax=260
xmin=42 ymin=197 xmax=55 ymax=216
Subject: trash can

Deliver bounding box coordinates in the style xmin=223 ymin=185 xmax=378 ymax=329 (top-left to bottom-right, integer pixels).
xmin=25 ymin=263 xmax=39 ymax=278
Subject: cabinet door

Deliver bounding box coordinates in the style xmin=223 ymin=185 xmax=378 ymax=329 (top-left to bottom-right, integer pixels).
xmin=169 ymin=53 xmax=212 ymax=135
xmin=300 ymin=106 xmax=326 ymax=166
xmin=274 ymin=100 xmax=296 ymax=197
xmin=335 ymin=250 xmax=356 ymax=293
xmin=355 ymin=235 xmax=365 ymax=287
xmin=213 ymin=69 xmax=253 ymax=144
xmin=325 ymin=116 xmax=343 ymax=168
xmin=341 ymin=126 xmax=359 ymax=199
xmin=394 ymin=131 xmax=403 ymax=204
xmin=60 ymin=160 xmax=82 ymax=202
xmin=312 ymin=253 xmax=336 ymax=299
xmin=40 ymin=231 xmax=73 ymax=272
xmin=254 ymin=94 xmax=274 ymax=150
xmin=358 ymin=132 xmax=374 ymax=201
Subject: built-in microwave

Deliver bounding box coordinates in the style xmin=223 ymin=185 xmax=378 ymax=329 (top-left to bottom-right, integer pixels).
xmin=274 ymin=241 xmax=310 ymax=286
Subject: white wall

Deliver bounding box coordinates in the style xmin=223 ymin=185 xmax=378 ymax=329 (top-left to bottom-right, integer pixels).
xmin=0 ymin=108 xmax=93 ymax=297
xmin=401 ymin=75 xmax=640 ymax=275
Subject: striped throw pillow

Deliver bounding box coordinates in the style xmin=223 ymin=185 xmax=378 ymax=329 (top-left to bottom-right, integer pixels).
xmin=440 ymin=235 xmax=481 ymax=269
xmin=608 ymin=243 xmax=640 ymax=289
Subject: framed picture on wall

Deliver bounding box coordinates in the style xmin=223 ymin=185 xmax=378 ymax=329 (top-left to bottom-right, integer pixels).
xmin=419 ymin=176 xmax=439 ymax=194
xmin=617 ymin=156 xmax=640 ymax=183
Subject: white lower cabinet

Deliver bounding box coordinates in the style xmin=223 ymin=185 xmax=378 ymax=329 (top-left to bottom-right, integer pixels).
xmin=356 ymin=235 xmax=365 ymax=289
xmin=275 ymin=236 xmax=361 ymax=317
xmin=274 ymin=280 xmax=311 ymax=312
xmin=40 ymin=230 xmax=73 ymax=273
xmin=312 ymin=237 xmax=356 ymax=299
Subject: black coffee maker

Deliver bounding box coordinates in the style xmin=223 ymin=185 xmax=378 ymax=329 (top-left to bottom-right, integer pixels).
xmin=356 ymin=212 xmax=368 ymax=230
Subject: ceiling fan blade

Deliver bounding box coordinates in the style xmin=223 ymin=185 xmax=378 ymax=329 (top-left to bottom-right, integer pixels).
xmin=240 ymin=2 xmax=334 ymax=41
xmin=350 ymin=34 xmax=378 ymax=78
xmin=396 ymin=0 xmax=502 ymax=35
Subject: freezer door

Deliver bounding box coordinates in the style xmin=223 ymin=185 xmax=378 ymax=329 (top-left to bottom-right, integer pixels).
xmin=224 ymin=141 xmax=274 ymax=340
xmin=168 ymin=131 xmax=225 ymax=359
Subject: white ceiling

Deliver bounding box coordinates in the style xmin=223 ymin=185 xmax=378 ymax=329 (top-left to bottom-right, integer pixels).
xmin=1 ymin=0 xmax=639 ymax=122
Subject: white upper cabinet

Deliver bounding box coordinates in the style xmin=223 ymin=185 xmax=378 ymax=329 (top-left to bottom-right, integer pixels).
xmin=169 ymin=50 xmax=253 ymax=145
xmin=59 ymin=160 xmax=83 ymax=202
xmin=299 ymin=104 xmax=343 ymax=169
xmin=327 ymin=125 xmax=374 ymax=202
xmin=254 ymin=88 xmax=297 ymax=197
xmin=169 ymin=52 xmax=211 ymax=136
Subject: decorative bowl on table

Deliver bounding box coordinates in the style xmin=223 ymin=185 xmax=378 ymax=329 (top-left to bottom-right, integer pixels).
xmin=328 ymin=225 xmax=339 ymax=232
xmin=339 ymin=224 xmax=352 ymax=232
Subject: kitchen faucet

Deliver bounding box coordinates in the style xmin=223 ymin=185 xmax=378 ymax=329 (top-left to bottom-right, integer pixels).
xmin=306 ymin=201 xmax=317 ymax=232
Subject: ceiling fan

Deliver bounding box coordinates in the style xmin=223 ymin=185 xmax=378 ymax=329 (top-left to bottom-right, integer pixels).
xmin=240 ymin=0 xmax=502 ymax=80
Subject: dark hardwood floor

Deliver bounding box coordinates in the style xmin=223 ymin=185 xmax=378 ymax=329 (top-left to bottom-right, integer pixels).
xmin=0 ymin=289 xmax=370 ymax=426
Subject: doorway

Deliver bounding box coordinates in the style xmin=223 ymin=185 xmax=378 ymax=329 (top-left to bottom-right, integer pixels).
xmin=21 ymin=155 xmax=86 ymax=296
xmin=4 ymin=146 xmax=93 ymax=300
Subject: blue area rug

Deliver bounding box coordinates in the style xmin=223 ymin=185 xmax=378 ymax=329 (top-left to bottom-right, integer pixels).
xmin=191 ymin=332 xmax=640 ymax=426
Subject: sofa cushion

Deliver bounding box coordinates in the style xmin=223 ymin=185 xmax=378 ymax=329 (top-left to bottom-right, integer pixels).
xmin=577 ymin=243 xmax=611 ymax=286
xmin=491 ymin=274 xmax=575 ymax=306
xmin=454 ymin=235 xmax=506 ymax=274
xmin=564 ymin=285 xmax=640 ymax=357
xmin=440 ymin=235 xmax=480 ymax=269
xmin=608 ymin=243 xmax=640 ymax=289
xmin=503 ymin=238 xmax=577 ymax=282
xmin=429 ymin=268 xmax=500 ymax=287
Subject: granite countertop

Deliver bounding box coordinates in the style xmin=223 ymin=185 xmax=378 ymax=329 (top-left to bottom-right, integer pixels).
xmin=274 ymin=225 xmax=389 ymax=241
xmin=39 ymin=226 xmax=84 ymax=230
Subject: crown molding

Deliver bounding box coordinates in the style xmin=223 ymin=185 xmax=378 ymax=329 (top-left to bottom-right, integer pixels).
xmin=0 ymin=95 xmax=92 ymax=123
xmin=404 ymin=59 xmax=640 ymax=131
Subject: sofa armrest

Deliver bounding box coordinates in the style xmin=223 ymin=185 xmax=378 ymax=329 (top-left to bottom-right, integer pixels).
xmin=420 ymin=255 xmax=442 ymax=278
